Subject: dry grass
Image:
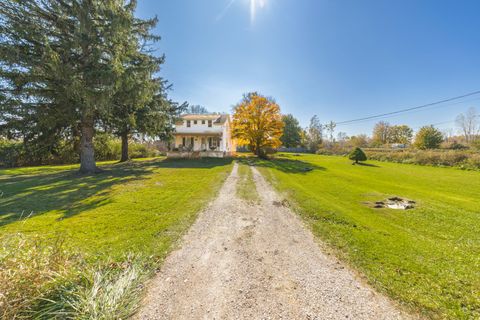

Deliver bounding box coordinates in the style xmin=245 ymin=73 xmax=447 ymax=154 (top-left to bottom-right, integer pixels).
xmin=0 ymin=233 xmax=81 ymax=319
xmin=0 ymin=233 xmax=152 ymax=319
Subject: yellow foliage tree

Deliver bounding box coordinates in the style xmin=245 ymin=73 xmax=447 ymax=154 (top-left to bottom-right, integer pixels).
xmin=232 ymin=92 xmax=284 ymax=157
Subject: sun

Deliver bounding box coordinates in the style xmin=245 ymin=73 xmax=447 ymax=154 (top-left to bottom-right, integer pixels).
xmin=250 ymin=0 xmax=267 ymax=25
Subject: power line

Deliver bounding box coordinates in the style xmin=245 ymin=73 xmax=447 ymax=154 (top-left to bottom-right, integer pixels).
xmin=337 ymin=96 xmax=480 ymax=127
xmin=336 ymin=90 xmax=480 ymax=126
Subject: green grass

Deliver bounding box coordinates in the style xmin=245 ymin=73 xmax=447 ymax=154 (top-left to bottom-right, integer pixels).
xmin=236 ymin=162 xmax=260 ymax=203
xmin=0 ymin=157 xmax=232 ymax=259
xmin=255 ymin=153 xmax=480 ymax=319
xmin=0 ymin=157 xmax=233 ymax=317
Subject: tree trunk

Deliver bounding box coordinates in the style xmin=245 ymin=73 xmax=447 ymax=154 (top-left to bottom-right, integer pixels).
xmin=79 ymin=119 xmax=97 ymax=174
xmin=120 ymin=131 xmax=129 ymax=162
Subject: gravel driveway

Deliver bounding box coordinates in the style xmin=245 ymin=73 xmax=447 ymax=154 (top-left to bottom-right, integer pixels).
xmin=136 ymin=163 xmax=411 ymax=319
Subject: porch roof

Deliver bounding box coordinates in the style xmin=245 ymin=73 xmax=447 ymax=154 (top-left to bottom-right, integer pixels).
xmin=173 ymin=132 xmax=222 ymax=136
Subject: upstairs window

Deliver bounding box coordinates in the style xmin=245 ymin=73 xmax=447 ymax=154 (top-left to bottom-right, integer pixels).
xmin=208 ymin=120 xmax=212 ymax=127
xmin=187 ymin=120 xmax=191 ymax=127
xmin=202 ymin=120 xmax=205 ymax=125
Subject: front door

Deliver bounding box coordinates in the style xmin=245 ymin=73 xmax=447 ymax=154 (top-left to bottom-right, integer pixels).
xmin=208 ymin=137 xmax=219 ymax=150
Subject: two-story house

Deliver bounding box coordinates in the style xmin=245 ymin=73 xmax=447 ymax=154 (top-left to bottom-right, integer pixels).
xmin=168 ymin=114 xmax=236 ymax=158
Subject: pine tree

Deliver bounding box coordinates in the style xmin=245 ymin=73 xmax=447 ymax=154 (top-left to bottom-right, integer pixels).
xmin=0 ymin=0 xmax=181 ymax=171
xmin=105 ymin=5 xmax=183 ymax=162
xmin=280 ymin=114 xmax=302 ymax=148
xmin=1 ymin=0 xmax=132 ymax=172
xmin=348 ymin=147 xmax=367 ymax=164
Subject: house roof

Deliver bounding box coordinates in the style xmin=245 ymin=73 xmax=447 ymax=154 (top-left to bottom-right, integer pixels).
xmin=178 ymin=113 xmax=229 ymax=125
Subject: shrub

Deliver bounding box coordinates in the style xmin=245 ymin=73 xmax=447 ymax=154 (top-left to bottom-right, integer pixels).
xmin=471 ymin=139 xmax=480 ymax=151
xmin=129 ymin=142 xmax=158 ymax=159
xmin=0 ymin=135 xmax=159 ymax=167
xmin=94 ymin=133 xmax=122 ymax=161
xmin=348 ymin=147 xmax=367 ymax=164
xmin=0 ymin=139 xmax=23 ymax=167
xmin=314 ymin=147 xmax=480 ymax=170
xmin=441 ymin=141 xmax=468 ymax=150
xmin=363 ymin=148 xmax=480 ymax=170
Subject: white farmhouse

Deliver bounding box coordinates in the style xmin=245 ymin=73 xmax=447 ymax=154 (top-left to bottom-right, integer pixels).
xmin=168 ymin=114 xmax=237 ymax=158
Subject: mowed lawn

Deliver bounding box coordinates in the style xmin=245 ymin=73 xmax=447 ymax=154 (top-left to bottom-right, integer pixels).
xmin=256 ymin=154 xmax=480 ymax=319
xmin=0 ymin=157 xmax=233 ymax=260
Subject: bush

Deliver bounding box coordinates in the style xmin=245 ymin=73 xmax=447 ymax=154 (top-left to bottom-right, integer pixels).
xmin=471 ymin=139 xmax=480 ymax=151
xmin=0 ymin=139 xmax=23 ymax=167
xmin=94 ymin=133 xmax=122 ymax=161
xmin=317 ymin=146 xmax=480 ymax=170
xmin=348 ymin=147 xmax=367 ymax=164
xmin=441 ymin=141 xmax=468 ymax=150
xmin=363 ymin=148 xmax=480 ymax=170
xmin=129 ymin=142 xmax=158 ymax=159
xmin=0 ymin=135 xmax=159 ymax=167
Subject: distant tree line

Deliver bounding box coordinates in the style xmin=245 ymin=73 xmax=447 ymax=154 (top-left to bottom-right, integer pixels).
xmin=0 ymin=0 xmax=185 ymax=172
xmin=278 ymin=107 xmax=480 ymax=152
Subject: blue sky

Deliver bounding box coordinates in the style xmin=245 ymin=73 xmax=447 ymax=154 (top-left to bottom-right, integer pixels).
xmin=136 ymin=0 xmax=480 ymax=136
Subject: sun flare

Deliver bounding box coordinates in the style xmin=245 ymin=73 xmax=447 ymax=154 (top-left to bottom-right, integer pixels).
xmin=250 ymin=0 xmax=267 ymax=24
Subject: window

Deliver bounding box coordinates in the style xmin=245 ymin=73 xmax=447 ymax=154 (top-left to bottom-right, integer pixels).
xmin=187 ymin=120 xmax=191 ymax=127
xmin=208 ymin=120 xmax=212 ymax=127
xmin=194 ymin=120 xmax=197 ymax=125
xmin=202 ymin=120 xmax=205 ymax=124
xmin=182 ymin=137 xmax=186 ymax=145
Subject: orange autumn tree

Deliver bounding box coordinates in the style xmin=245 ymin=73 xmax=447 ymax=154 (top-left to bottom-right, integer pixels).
xmin=232 ymin=92 xmax=284 ymax=157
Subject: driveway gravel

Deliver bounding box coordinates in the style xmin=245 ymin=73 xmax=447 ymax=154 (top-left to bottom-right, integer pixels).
xmin=136 ymin=163 xmax=412 ymax=320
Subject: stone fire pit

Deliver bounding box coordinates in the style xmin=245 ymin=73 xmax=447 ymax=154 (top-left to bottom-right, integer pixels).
xmin=371 ymin=197 xmax=416 ymax=210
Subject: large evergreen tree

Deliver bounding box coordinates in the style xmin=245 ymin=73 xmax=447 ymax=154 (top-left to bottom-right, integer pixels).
xmin=0 ymin=0 xmax=179 ymax=171
xmin=0 ymin=0 xmax=131 ymax=173
xmin=104 ymin=7 xmax=182 ymax=162
xmin=280 ymin=114 xmax=302 ymax=148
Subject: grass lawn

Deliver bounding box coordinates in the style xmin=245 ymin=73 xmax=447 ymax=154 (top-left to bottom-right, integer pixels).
xmin=255 ymin=153 xmax=480 ymax=319
xmin=236 ymin=162 xmax=260 ymax=202
xmin=0 ymin=157 xmax=233 ymax=317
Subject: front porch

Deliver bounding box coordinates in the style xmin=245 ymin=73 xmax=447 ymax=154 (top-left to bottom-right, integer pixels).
xmin=172 ymin=134 xmax=224 ymax=152
xmin=166 ymin=150 xmax=232 ymax=159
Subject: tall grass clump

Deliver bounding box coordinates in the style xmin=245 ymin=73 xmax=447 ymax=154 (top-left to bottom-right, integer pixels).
xmin=0 ymin=233 xmax=81 ymax=319
xmin=0 ymin=233 xmax=153 ymax=319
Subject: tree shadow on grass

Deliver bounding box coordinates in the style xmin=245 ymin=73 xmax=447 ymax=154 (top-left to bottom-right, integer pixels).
xmin=355 ymin=162 xmax=380 ymax=168
xmin=151 ymin=157 xmax=234 ymax=169
xmin=0 ymin=157 xmax=233 ymax=227
xmin=237 ymin=156 xmax=326 ymax=174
